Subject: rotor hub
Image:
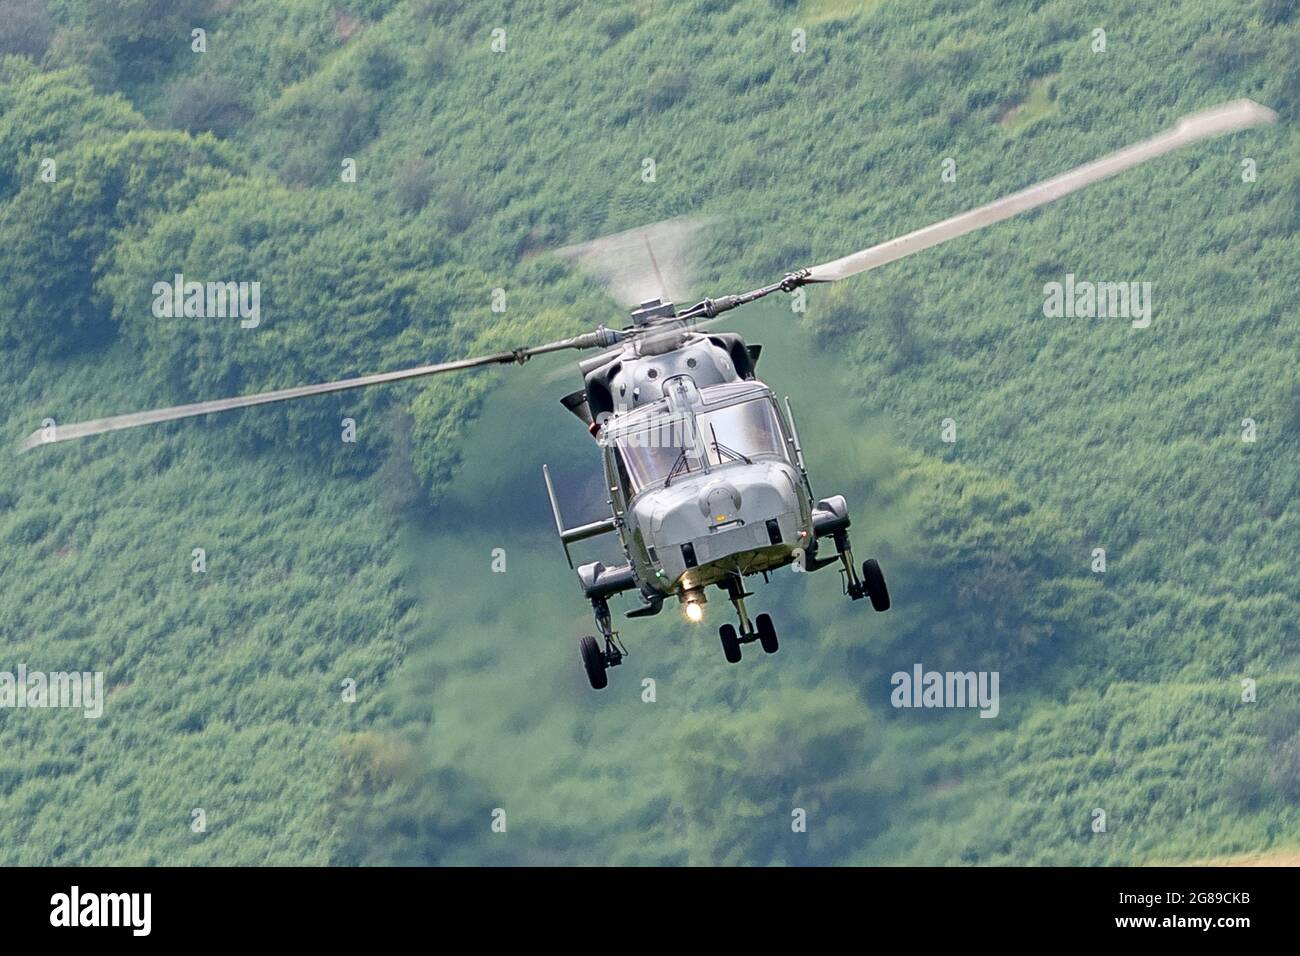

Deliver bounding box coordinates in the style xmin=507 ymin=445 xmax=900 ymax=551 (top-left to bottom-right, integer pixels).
xmin=629 ymin=298 xmax=677 ymax=327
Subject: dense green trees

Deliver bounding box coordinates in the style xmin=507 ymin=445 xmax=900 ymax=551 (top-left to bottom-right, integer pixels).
xmin=0 ymin=127 xmax=237 ymax=353
xmin=0 ymin=61 xmax=139 ymax=196
xmin=0 ymin=0 xmax=1296 ymax=865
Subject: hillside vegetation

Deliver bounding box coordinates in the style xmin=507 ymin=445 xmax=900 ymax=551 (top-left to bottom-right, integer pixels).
xmin=0 ymin=0 xmax=1296 ymax=864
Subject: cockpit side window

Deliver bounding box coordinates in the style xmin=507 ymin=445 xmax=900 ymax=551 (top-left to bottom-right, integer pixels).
xmin=612 ymin=446 xmax=635 ymax=499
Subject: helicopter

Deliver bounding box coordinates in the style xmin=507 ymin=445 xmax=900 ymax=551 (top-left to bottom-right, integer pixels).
xmin=21 ymin=99 xmax=1274 ymax=690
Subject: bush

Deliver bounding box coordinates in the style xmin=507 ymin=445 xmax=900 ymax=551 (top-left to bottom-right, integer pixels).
xmin=1269 ymin=733 xmax=1300 ymax=801
xmin=0 ymin=129 xmax=236 ymax=354
xmin=1190 ymin=33 xmax=1257 ymax=81
xmin=358 ymin=42 xmax=404 ymax=91
xmin=163 ymin=74 xmax=248 ymax=138
xmin=418 ymin=35 xmax=454 ymax=78
xmin=1258 ymin=0 xmax=1298 ymax=26
xmin=644 ymin=68 xmax=689 ymax=112
xmin=891 ymin=54 xmax=928 ymax=97
xmin=594 ymin=8 xmax=637 ymax=41
xmin=438 ymin=175 xmax=477 ymax=233
xmin=324 ymin=86 xmax=379 ymax=156
xmin=80 ymin=0 xmax=210 ymax=83
xmin=392 ymin=156 xmax=434 ymax=213
xmin=0 ymin=0 xmax=53 ymax=59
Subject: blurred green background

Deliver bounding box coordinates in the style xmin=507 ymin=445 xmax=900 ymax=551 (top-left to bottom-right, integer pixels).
xmin=0 ymin=0 xmax=1296 ymax=864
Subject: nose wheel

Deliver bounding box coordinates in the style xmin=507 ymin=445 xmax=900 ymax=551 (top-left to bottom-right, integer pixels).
xmin=717 ymin=578 xmax=779 ymax=663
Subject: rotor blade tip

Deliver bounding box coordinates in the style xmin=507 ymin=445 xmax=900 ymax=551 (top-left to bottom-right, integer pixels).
xmin=1178 ymin=98 xmax=1278 ymax=136
xmin=1244 ymin=99 xmax=1280 ymax=125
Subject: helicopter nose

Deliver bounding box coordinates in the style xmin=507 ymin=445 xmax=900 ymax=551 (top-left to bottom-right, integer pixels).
xmin=637 ymin=462 xmax=808 ymax=586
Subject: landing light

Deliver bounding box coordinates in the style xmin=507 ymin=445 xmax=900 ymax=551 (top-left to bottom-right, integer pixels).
xmin=685 ymin=601 xmax=704 ymax=623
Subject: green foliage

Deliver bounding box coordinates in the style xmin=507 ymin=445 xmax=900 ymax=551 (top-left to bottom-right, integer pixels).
xmin=102 ymin=185 xmax=468 ymax=465
xmin=881 ymin=454 xmax=1100 ymax=678
xmin=390 ymin=154 xmax=434 ymax=213
xmin=812 ymin=282 xmax=924 ymax=369
xmin=644 ymin=68 xmax=689 ymax=112
xmin=74 ymin=0 xmax=211 ymax=83
xmin=0 ymin=64 xmax=140 ymax=197
xmin=162 ymin=73 xmax=249 ymax=138
xmin=669 ymin=689 xmax=884 ymax=864
xmin=1258 ymin=0 xmax=1299 ymax=26
xmin=1 ymin=0 xmax=1297 ymax=867
xmin=1191 ymin=33 xmax=1261 ymax=81
xmin=0 ymin=0 xmax=54 ymax=60
xmin=593 ymin=7 xmax=638 ymax=42
xmin=357 ymin=40 xmax=405 ymax=91
xmin=0 ymin=128 xmax=238 ymax=353
xmin=416 ymin=34 xmax=455 ymax=79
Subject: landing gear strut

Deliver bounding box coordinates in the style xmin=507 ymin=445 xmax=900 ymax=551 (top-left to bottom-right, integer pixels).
xmin=832 ymin=530 xmax=890 ymax=612
xmin=717 ymin=576 xmax=779 ymax=663
xmin=579 ymin=596 xmax=625 ymax=690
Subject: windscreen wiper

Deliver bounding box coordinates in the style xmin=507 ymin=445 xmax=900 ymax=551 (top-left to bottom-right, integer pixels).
xmin=664 ymin=447 xmax=691 ymax=487
xmin=709 ymin=424 xmax=752 ymax=465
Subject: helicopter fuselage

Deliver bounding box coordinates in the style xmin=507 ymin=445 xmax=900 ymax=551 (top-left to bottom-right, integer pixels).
xmin=543 ymin=302 xmax=885 ymax=690
xmin=599 ymin=376 xmax=813 ymax=605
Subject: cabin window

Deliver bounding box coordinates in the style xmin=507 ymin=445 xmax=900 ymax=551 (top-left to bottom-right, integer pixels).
xmin=696 ymin=398 xmax=786 ymax=466
xmin=610 ymin=396 xmax=786 ymax=493
xmin=613 ymin=414 xmax=699 ymax=492
xmin=617 ymin=436 xmax=696 ymax=491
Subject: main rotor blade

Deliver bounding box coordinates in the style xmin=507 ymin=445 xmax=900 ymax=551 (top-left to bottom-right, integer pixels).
xmin=21 ymin=332 xmax=609 ymax=452
xmin=805 ymin=99 xmax=1277 ymax=283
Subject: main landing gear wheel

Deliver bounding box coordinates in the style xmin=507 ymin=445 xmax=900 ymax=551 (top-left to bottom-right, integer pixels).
xmin=719 ymin=624 xmax=742 ymax=664
xmin=579 ymin=635 xmax=608 ymax=690
xmin=756 ymin=613 xmax=779 ymax=654
xmin=862 ymin=558 xmax=890 ymax=612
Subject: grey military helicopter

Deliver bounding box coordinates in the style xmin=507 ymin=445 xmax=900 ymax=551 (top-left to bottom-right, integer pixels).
xmin=22 ymin=100 xmax=1274 ymax=689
